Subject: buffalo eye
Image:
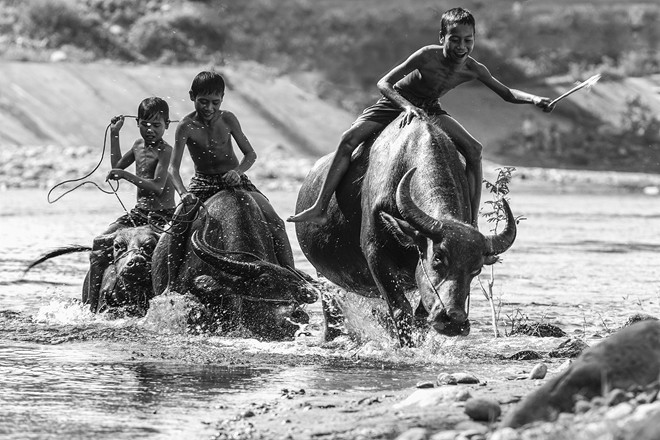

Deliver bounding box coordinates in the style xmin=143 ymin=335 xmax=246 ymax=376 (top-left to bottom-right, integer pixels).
xmin=432 ymin=253 xmax=448 ymax=268
xmin=470 ymin=267 xmax=482 ymax=277
xmin=113 ymin=242 xmax=126 ymax=252
xmin=141 ymin=243 xmax=155 ymax=255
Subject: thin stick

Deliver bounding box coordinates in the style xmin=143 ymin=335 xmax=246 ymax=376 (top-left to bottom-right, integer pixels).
xmin=549 ymin=73 xmax=601 ymax=107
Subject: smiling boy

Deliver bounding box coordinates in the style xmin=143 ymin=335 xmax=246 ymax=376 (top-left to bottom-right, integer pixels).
xmin=169 ymin=71 xmax=294 ymax=268
xmin=288 ymin=7 xmax=555 ymax=226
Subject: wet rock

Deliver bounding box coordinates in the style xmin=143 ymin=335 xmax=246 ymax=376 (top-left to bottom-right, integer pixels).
xmin=574 ymin=399 xmax=592 ymax=414
xmin=455 ymin=388 xmax=472 ymax=402
xmin=416 ymin=381 xmax=436 ymax=389
xmin=528 ymin=363 xmax=547 ymax=379
xmin=549 ymin=338 xmax=589 ymax=358
xmin=453 ymin=420 xmax=488 ymax=434
xmin=605 ymin=402 xmax=634 ymax=419
xmin=504 ymin=350 xmax=542 ymax=361
xmin=395 ymin=427 xmax=428 ymax=440
xmin=510 ymin=322 xmax=567 ymax=337
xmin=630 ymin=416 xmax=660 ymax=440
xmin=464 ymin=397 xmax=501 ymax=422
xmin=437 ymin=372 xmax=480 ymax=385
xmin=430 ymin=430 xmax=460 ymax=440
xmin=503 ymin=320 xmax=660 ymax=428
xmin=623 ymin=313 xmax=658 ymax=328
xmin=394 ymin=387 xmax=471 ymax=409
xmin=606 ymin=388 xmax=630 ymax=406
xmin=489 ymin=427 xmax=521 ymax=440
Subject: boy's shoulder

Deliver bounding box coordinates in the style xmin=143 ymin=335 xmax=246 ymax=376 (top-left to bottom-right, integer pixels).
xmin=415 ymin=44 xmax=443 ymax=57
xmin=159 ymin=140 xmax=173 ymax=153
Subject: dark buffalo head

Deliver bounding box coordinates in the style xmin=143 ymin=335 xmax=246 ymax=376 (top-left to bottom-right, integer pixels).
xmin=385 ymin=168 xmax=517 ymax=337
xmin=102 ymin=226 xmax=160 ymax=315
xmin=190 ymin=230 xmax=319 ymax=339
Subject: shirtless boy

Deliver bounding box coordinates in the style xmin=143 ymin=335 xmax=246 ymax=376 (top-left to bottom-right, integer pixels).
xmin=169 ymin=71 xmax=294 ymax=267
xmin=288 ymin=7 xmax=555 ymax=226
xmin=87 ymin=96 xmax=176 ymax=311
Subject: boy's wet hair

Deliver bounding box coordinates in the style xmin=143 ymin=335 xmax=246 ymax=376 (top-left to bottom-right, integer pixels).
xmin=190 ymin=71 xmax=226 ymax=97
xmin=138 ymin=97 xmax=170 ymax=122
xmin=440 ymin=7 xmax=475 ymax=38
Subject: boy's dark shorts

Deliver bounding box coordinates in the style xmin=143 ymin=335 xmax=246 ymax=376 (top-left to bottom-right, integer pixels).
xmin=113 ymin=207 xmax=175 ymax=229
xmin=188 ymin=172 xmax=266 ymax=203
xmin=353 ymin=96 xmax=449 ymax=126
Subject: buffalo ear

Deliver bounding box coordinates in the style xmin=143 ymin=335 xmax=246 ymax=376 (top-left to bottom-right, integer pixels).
xmin=380 ymin=212 xmax=424 ymax=248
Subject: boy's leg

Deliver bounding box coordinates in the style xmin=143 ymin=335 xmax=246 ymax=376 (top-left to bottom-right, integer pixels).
xmin=437 ymin=115 xmax=483 ymax=227
xmin=166 ymin=196 xmax=203 ymax=292
xmin=287 ymin=120 xmax=384 ymax=224
xmin=251 ymin=193 xmax=296 ymax=268
xmin=86 ymin=223 xmax=124 ymax=312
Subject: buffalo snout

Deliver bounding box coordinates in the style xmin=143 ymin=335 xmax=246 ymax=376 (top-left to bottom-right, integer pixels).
xmin=118 ymin=253 xmax=151 ymax=279
xmin=430 ymin=308 xmax=471 ymax=337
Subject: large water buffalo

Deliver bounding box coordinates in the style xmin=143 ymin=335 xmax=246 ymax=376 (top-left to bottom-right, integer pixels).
xmin=294 ymin=115 xmax=517 ymax=346
xmin=25 ymin=225 xmax=160 ymax=316
xmin=152 ymin=190 xmax=318 ymax=340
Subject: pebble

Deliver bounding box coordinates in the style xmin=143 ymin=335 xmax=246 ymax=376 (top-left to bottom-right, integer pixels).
xmin=453 ymin=420 xmax=488 ymax=433
xmin=416 ymin=381 xmax=436 ymax=389
xmin=605 ymin=388 xmax=629 ymax=406
xmin=549 ymin=338 xmax=589 ymax=358
xmin=430 ymin=430 xmax=460 ymax=440
xmin=394 ymin=387 xmax=472 ymax=409
xmin=437 ymin=372 xmax=480 ymax=385
xmin=455 ymin=389 xmax=472 ymax=402
xmin=527 ymin=363 xmax=547 ymax=379
xmin=605 ymin=402 xmax=633 ymax=419
xmin=464 ymin=398 xmax=501 ymax=422
xmin=395 ymin=427 xmax=428 ymax=440
xmin=574 ymin=399 xmax=592 ymax=414
xmin=489 ymin=427 xmax=521 ymax=440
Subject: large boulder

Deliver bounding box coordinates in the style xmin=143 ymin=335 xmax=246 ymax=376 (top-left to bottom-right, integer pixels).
xmin=503 ymin=320 xmax=660 ymax=428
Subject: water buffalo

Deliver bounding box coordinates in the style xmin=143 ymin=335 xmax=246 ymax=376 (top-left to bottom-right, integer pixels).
xmin=152 ymin=190 xmax=318 ymax=340
xmin=26 ymin=225 xmax=160 ymax=316
xmin=294 ymin=115 xmax=517 ymax=346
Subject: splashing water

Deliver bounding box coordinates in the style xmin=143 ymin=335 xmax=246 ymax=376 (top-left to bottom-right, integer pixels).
xmin=140 ymin=292 xmax=205 ymax=334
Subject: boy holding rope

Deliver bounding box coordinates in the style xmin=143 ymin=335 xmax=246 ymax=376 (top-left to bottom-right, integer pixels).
xmin=86 ymin=96 xmax=176 ymax=312
xmin=168 ymin=71 xmax=294 ymax=270
xmin=288 ymin=7 xmax=555 ymax=227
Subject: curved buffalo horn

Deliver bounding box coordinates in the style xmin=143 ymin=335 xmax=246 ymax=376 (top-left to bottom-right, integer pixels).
xmin=484 ymin=198 xmax=517 ymax=256
xmin=396 ymin=168 xmax=443 ymax=236
xmin=191 ymin=230 xmax=261 ymax=275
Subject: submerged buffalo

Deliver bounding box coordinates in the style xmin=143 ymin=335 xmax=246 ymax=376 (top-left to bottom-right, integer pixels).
xmin=294 ymin=116 xmax=517 ymax=346
xmin=152 ymin=190 xmax=318 ymax=340
xmin=26 ymin=225 xmax=160 ymax=316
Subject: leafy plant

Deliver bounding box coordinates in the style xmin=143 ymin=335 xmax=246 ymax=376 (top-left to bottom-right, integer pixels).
xmin=479 ymin=166 xmax=524 ymax=338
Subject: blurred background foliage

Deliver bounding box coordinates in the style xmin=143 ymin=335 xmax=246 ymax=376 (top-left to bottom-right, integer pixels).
xmin=1 ymin=0 xmax=659 ymax=171
xmin=2 ymin=0 xmax=659 ymax=87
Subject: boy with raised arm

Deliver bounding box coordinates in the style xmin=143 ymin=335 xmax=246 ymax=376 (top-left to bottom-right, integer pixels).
xmin=87 ymin=97 xmax=176 ymax=312
xmin=169 ymin=71 xmax=294 ymax=268
xmin=288 ymin=7 xmax=555 ymax=226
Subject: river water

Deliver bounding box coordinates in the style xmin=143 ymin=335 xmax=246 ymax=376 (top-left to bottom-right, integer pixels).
xmin=1 ymin=186 xmax=659 ymax=439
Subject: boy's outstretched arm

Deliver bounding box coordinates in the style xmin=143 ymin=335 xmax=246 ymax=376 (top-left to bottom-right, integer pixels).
xmin=225 ymin=112 xmax=256 ymax=185
xmin=377 ymin=47 xmax=431 ymax=125
xmin=475 ymin=62 xmax=555 ymax=112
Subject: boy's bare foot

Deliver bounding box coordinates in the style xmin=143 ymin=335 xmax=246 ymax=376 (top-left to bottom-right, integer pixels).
xmin=287 ymin=207 xmax=328 ymax=225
